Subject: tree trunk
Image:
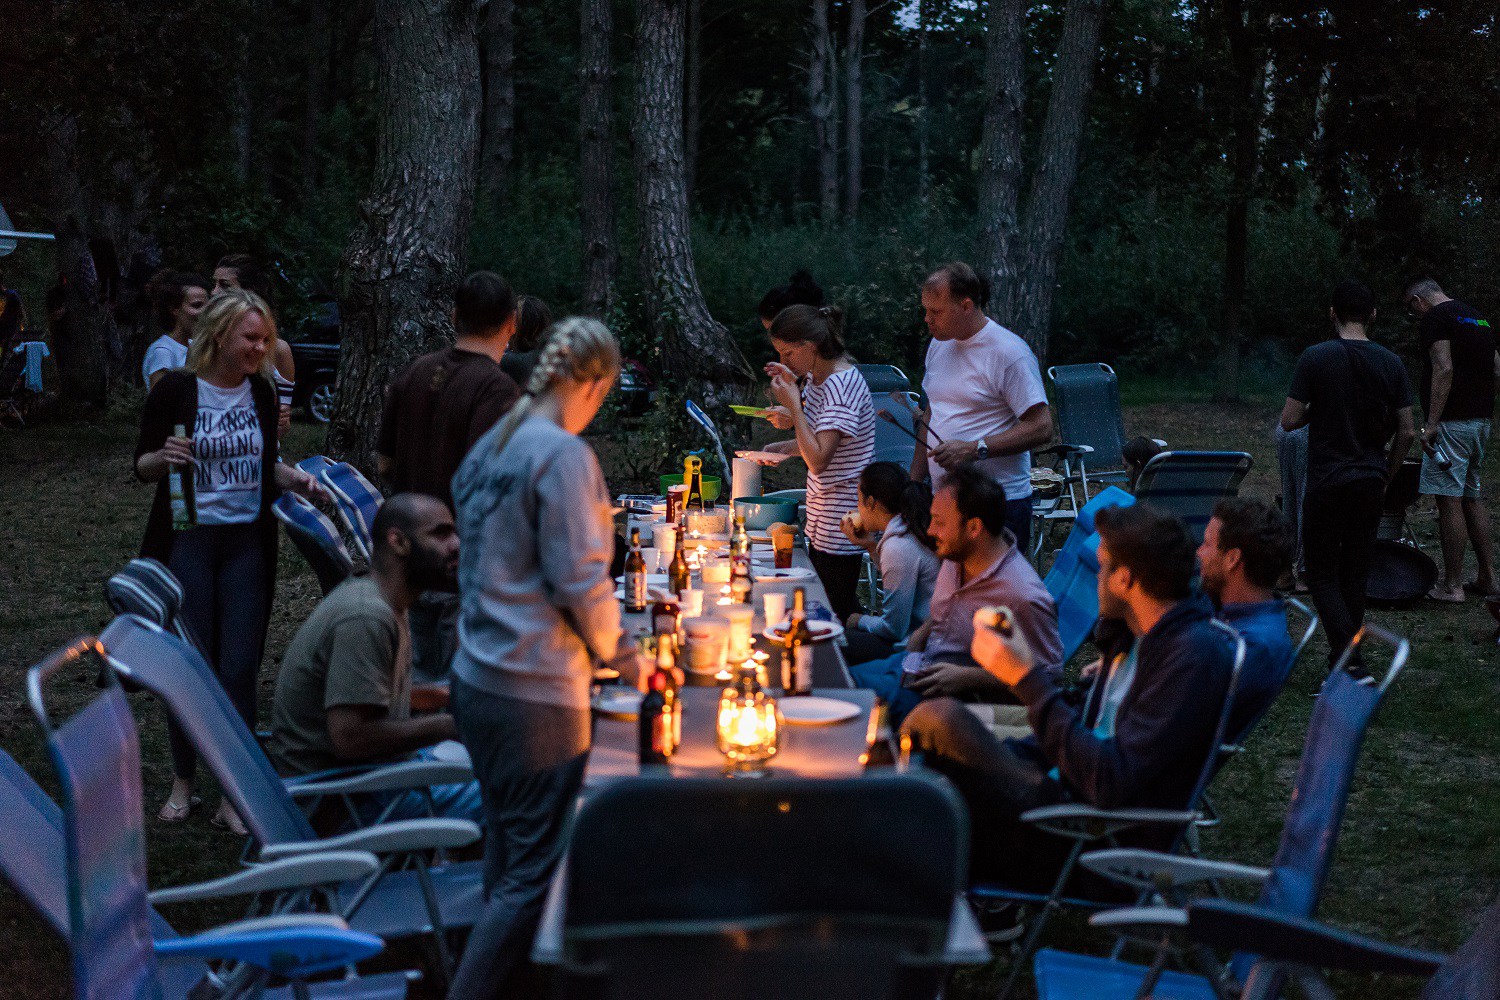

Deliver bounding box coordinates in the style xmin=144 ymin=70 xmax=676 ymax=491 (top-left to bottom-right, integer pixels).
xmin=917 ymin=0 xmax=930 ymax=206
xmin=684 ymin=0 xmax=702 ymax=196
xmin=1214 ymin=0 xmax=1263 ymax=403
xmin=478 ymin=0 xmax=516 ymax=209
xmin=842 ymin=0 xmax=866 ymax=221
xmin=580 ymin=0 xmax=618 ymax=317
xmin=809 ymin=0 xmax=839 ymax=221
xmin=976 ymin=0 xmax=1025 ymax=324
xmin=328 ymin=0 xmax=484 ymax=472
xmin=301 ymin=0 xmax=332 ymax=198
xmin=1011 ymin=0 xmax=1108 ymax=361
xmin=44 ymin=115 xmax=110 ymax=412
xmin=633 ymin=0 xmax=753 ymax=412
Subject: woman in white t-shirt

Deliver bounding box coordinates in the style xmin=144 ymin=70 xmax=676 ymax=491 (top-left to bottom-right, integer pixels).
xmin=760 ymin=304 xmax=875 ymax=621
xmin=141 ymin=269 xmax=209 ymax=389
xmin=135 ymin=289 xmax=324 ymax=833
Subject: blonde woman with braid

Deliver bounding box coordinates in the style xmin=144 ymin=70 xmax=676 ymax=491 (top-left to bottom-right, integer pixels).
xmin=447 ymin=316 xmax=641 ymax=996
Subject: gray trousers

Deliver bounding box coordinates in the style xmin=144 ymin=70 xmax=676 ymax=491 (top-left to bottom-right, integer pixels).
xmin=1276 ymin=424 xmax=1309 ymax=574
xmin=448 ymin=679 xmax=591 ymax=999
xmin=409 ymin=590 xmax=460 ymax=684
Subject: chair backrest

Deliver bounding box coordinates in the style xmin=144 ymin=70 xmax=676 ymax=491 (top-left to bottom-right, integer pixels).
xmin=1223 ymin=598 xmax=1318 ymax=753
xmin=103 ymin=557 xmax=201 ymax=653
xmin=1179 ymin=620 xmax=1248 ymax=822
xmin=1050 ymin=533 xmax=1105 ymax=664
xmin=28 ymin=638 xmax=161 ymax=999
xmin=273 ymin=493 xmax=354 ymax=595
xmin=1048 ymin=363 xmax=1126 ymax=471
xmin=561 ymin=773 xmax=965 ymax=1000
xmin=0 ymin=747 xmax=72 ymax=937
xmin=872 ymin=391 xmax=920 ymax=468
xmin=1042 ymin=486 xmax=1134 ymax=590
xmin=1132 ymin=451 xmax=1254 ymax=544
xmin=857 ymin=363 xmax=912 ymax=395
xmin=99 ymin=615 xmax=318 ymax=850
xmin=318 ymin=461 xmax=383 ymax=561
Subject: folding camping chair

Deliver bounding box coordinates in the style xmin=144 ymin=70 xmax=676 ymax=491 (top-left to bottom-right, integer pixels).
xmin=1028 ymin=624 xmax=1409 ymax=1000
xmin=99 ymin=614 xmax=483 ymax=987
xmin=273 ymin=494 xmax=355 ymax=595
xmin=297 ymin=456 xmax=382 ymax=561
xmin=553 ymin=773 xmax=967 ymax=1000
xmin=856 ymin=363 xmax=913 ymax=395
xmin=1037 ymin=363 xmax=1129 ymax=498
xmin=22 ymin=637 xmax=415 ymax=1000
xmin=969 ymin=621 xmax=1247 ymax=999
xmin=872 ymin=390 xmax=922 ymax=467
xmin=1131 ymin=451 xmax=1254 ymax=545
xmin=105 ymin=557 xmax=201 ymax=649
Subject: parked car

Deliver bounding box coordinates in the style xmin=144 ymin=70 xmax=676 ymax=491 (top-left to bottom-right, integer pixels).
xmin=286 ymin=299 xmax=655 ymax=423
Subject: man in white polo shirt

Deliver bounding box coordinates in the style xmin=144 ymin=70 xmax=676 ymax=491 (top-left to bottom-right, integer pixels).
xmin=911 ymin=262 xmax=1053 ymax=553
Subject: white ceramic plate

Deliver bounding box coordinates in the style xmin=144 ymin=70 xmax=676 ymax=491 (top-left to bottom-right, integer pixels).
xmin=779 ymin=696 xmax=861 ymax=725
xmin=736 ymin=449 xmax=794 ymax=465
xmin=592 ymin=687 xmax=644 ymax=719
xmin=753 ymin=566 xmax=816 ymax=583
xmin=762 ymin=619 xmax=844 ymax=643
xmin=615 ymin=573 xmax=669 ymax=586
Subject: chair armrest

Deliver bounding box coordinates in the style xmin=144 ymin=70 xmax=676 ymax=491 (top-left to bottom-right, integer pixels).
xmin=1186 ymin=900 xmax=1445 ymax=977
xmin=1020 ymin=804 xmax=1200 ymax=841
xmin=1089 ymin=905 xmax=1188 ymax=932
xmin=148 ymin=851 xmax=380 ymax=905
xmin=1078 ymin=848 xmax=1269 ymax=893
xmin=1034 ymin=443 xmax=1094 ymax=458
xmin=259 ymin=818 xmax=482 ymax=861
xmin=284 ymin=758 xmax=473 ymax=797
xmin=155 ymin=913 xmax=383 ymax=977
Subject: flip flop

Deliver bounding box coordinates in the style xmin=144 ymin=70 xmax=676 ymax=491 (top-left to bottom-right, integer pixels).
xmin=1426 ymin=586 xmax=1465 ymax=604
xmin=157 ymin=795 xmax=201 ymax=823
xmin=211 ymin=810 xmax=250 ymax=837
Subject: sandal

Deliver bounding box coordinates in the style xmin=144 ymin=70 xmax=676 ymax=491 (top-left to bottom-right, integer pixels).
xmin=157 ymin=795 xmax=201 ymax=824
xmin=211 ymin=807 xmax=250 ymax=837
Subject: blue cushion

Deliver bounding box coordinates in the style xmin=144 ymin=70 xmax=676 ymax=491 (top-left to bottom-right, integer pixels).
xmin=1034 ymin=948 xmax=1217 ymax=1000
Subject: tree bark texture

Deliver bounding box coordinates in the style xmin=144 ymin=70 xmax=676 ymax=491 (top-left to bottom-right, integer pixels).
xmin=916 ymin=0 xmax=931 ymax=206
xmin=633 ymin=0 xmax=753 ymax=410
xmin=842 ymin=0 xmax=866 ymax=220
xmin=1215 ymin=0 xmax=1263 ymax=403
xmin=328 ymin=0 xmax=483 ymax=471
xmin=976 ymin=0 xmax=1025 ymax=324
xmin=580 ymin=0 xmax=618 ymax=317
xmin=478 ymin=0 xmax=516 ymax=209
xmin=684 ymin=0 xmax=702 ymax=196
xmin=1011 ymin=0 xmax=1108 ymax=361
xmin=44 ymin=115 xmax=110 ymax=411
xmin=301 ymin=0 xmax=332 ymax=198
xmin=809 ymin=0 xmax=839 ymax=221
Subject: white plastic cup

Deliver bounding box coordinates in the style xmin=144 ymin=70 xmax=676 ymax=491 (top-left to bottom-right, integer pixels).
xmin=652 ymin=521 xmax=676 ymax=556
xmin=701 ymin=557 xmax=732 ymax=587
xmin=683 ymin=616 xmax=729 ymax=673
xmin=681 ymin=588 xmax=705 ymax=617
xmin=761 ymin=592 xmax=787 ymax=630
xmin=721 ymin=605 xmax=756 ymax=663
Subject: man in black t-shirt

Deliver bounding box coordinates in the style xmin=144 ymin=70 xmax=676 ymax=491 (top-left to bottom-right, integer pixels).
xmin=1281 ymin=280 xmax=1415 ymax=666
xmin=377 ymin=271 xmax=522 ymax=680
xmin=1405 ymin=278 xmax=1498 ymax=601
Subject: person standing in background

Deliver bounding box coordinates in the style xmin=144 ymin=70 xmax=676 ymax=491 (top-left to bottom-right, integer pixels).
xmin=911 ymin=262 xmax=1052 ymax=553
xmin=141 ymin=270 xmax=210 ymax=389
xmin=0 ymin=269 xmax=25 ymax=351
xmin=1405 ymin=278 xmax=1498 ymax=602
xmin=377 ymin=271 xmax=522 ymax=681
xmin=213 ymin=254 xmax=295 ymax=434
xmin=1280 ymin=280 xmax=1415 ymax=667
xmin=757 ymin=270 xmax=824 ymax=330
xmin=499 ymin=293 xmax=553 ymax=389
xmin=134 ymin=289 xmax=325 ymax=833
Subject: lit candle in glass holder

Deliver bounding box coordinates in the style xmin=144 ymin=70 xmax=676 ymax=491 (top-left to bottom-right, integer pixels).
xmin=716 ymin=585 xmax=732 ymax=607
xmin=717 ymin=662 xmax=780 ymax=774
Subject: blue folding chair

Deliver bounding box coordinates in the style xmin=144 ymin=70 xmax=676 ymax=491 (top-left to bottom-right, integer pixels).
xmin=23 ymin=637 xmax=414 ymax=1000
xmin=98 ymin=615 xmax=482 ymax=988
xmin=1038 ymin=363 xmax=1129 ymax=496
xmin=1132 ymin=451 xmax=1254 ymax=545
xmin=297 ymin=457 xmax=382 ymax=561
xmin=1042 ymin=486 xmax=1134 ymax=590
xmin=1031 ymin=624 xmax=1409 ymax=1000
xmin=273 ymin=494 xmax=355 ymax=595
xmin=871 ymin=390 xmax=921 ymax=468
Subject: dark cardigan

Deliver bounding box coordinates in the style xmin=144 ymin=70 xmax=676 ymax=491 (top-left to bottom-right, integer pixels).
xmin=134 ymin=369 xmax=282 ymax=609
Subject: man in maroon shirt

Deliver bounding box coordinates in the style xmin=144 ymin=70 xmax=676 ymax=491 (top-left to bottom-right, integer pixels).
xmin=378 ymin=271 xmax=523 ymax=679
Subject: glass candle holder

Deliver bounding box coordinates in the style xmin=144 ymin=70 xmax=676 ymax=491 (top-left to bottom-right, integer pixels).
xmin=717 ymin=664 xmax=780 ymax=773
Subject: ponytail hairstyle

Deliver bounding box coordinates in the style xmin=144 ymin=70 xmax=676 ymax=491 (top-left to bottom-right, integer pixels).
xmin=487 ymin=315 xmax=621 ymax=455
xmin=757 ymin=270 xmax=825 ymax=323
xmin=187 ymin=288 xmax=279 ymax=379
xmin=215 ymin=253 xmax=273 ymax=304
xmin=512 ymin=294 xmax=554 ymax=353
xmin=769 ymin=303 xmax=848 ymax=360
xmin=859 ymin=461 xmax=935 ymax=551
xmin=145 ymin=268 xmax=210 ymax=331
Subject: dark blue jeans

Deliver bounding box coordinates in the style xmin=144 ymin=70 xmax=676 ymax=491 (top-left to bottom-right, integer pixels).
xmin=166 ymin=521 xmax=268 ymax=780
xmin=1005 ymin=495 xmax=1033 ymax=556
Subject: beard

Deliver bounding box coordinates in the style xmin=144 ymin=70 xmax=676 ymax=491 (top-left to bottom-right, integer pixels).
xmin=408 ymin=544 xmax=458 ymax=594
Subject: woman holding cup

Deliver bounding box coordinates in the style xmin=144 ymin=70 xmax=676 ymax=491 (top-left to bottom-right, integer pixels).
xmin=756 ymin=305 xmax=875 ymax=621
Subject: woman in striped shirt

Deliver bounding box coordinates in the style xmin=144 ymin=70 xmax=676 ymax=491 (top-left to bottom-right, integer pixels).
xmin=760 ymin=304 xmax=875 ymax=621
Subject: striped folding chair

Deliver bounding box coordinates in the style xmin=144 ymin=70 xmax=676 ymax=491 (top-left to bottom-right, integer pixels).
xmin=273 ymin=493 xmax=355 ymax=595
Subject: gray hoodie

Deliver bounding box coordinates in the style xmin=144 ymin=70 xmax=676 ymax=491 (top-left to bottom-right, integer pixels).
xmin=451 ymin=414 xmax=621 ymax=710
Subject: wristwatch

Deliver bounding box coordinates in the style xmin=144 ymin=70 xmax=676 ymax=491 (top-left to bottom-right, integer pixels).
xmin=975 ymin=439 xmax=990 ymax=461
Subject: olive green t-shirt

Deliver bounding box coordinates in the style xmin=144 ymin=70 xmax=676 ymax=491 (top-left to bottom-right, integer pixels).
xmin=269 ymin=576 xmax=412 ymax=776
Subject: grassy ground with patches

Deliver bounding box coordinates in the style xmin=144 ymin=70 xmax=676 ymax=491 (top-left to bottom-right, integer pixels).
xmin=0 ymin=391 xmax=1495 ymax=998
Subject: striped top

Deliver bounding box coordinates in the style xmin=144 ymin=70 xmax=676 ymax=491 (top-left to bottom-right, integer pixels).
xmin=802 ymin=364 xmax=875 ymax=554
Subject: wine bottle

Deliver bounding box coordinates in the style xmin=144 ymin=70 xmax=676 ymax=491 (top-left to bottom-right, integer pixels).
xmin=729 ymin=514 xmax=753 ymax=604
xmin=169 ymin=423 xmax=196 ymax=531
xmin=623 ymin=527 xmax=649 ymax=613
xmin=781 ymin=587 xmax=814 ymax=696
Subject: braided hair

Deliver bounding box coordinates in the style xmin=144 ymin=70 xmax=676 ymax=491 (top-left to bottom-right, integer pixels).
xmin=487 ymin=316 xmax=621 ymax=456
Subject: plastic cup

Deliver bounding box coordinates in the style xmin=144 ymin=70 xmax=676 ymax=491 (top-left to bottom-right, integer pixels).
xmin=701 ymin=557 xmax=732 ymax=587
xmin=683 ymin=617 xmax=730 ymax=674
xmin=681 ymin=588 xmax=705 ymax=617
xmin=762 ymin=592 xmax=787 ymax=630
xmin=721 ymin=605 xmax=756 ymax=663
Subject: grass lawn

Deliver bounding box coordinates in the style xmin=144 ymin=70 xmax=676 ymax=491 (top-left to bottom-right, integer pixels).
xmin=0 ymin=391 xmax=1495 ymax=998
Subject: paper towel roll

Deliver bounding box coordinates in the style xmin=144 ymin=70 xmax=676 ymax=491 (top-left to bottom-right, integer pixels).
xmin=732 ymin=457 xmax=762 ymax=501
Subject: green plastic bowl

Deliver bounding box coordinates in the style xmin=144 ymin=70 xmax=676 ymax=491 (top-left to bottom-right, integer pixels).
xmin=733 ymin=496 xmax=801 ymax=531
xmin=659 ymin=474 xmax=722 ymax=503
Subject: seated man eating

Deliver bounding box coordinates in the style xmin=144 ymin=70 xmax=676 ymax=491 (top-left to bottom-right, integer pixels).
xmin=900 ymin=503 xmax=1235 ymax=891
xmin=270 ymin=492 xmax=481 ymax=825
xmin=848 ymin=463 xmax=1062 ymax=725
xmin=1197 ymin=497 xmax=1295 ymax=733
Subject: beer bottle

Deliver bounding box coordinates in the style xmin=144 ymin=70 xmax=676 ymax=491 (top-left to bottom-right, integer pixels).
xmin=169 ymin=423 xmax=196 ymax=531
xmin=624 ymin=527 xmax=649 ymax=613
xmin=638 ymin=666 xmax=671 ymax=767
xmin=668 ymin=523 xmax=691 ymax=597
xmin=657 ymin=636 xmax=682 ymax=749
xmin=729 ymin=514 xmax=753 ymax=604
xmin=781 ymin=587 xmax=814 ymax=696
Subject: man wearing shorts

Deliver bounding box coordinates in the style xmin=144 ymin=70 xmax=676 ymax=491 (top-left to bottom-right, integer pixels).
xmin=1406 ymin=279 xmax=1498 ymax=602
